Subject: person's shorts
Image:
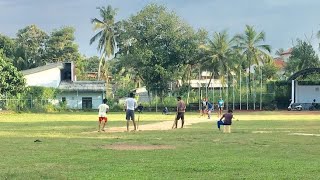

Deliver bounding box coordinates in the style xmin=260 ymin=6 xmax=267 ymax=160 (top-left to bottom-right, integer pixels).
xmin=99 ymin=117 xmax=107 ymax=122
xmin=202 ymin=106 xmax=206 ymax=111
xmin=126 ymin=110 xmax=135 ymax=121
xmin=218 ymin=106 xmax=223 ymax=111
xmin=176 ymin=112 xmax=185 ymax=120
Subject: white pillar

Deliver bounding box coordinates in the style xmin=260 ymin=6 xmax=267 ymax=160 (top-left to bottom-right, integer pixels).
xmin=232 ymin=75 xmax=235 ymax=110
xmin=212 ymin=70 xmax=215 ymax=105
xmin=291 ymin=80 xmax=295 ymax=103
xmin=198 ymin=67 xmax=201 ymax=111
xmin=240 ymin=70 xmax=241 ymax=110
xmin=260 ymin=66 xmax=262 ymax=110
xmin=155 ymin=89 xmax=157 ymax=112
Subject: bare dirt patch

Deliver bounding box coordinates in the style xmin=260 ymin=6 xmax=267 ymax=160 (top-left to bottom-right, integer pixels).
xmin=103 ymin=144 xmax=175 ymax=150
xmin=104 ymin=116 xmax=214 ymax=133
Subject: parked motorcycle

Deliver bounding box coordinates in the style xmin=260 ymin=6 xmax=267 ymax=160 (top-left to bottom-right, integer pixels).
xmin=309 ymin=103 xmax=320 ymax=111
xmin=288 ymin=103 xmax=302 ymax=111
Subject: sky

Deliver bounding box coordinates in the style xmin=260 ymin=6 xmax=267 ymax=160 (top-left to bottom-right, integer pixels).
xmin=0 ymin=0 xmax=319 ymax=57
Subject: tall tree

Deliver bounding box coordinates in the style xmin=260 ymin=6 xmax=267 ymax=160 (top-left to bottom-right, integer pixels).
xmin=285 ymin=39 xmax=320 ymax=76
xmin=110 ymin=61 xmax=138 ymax=99
xmin=116 ymin=4 xmax=201 ymax=101
xmin=259 ymin=62 xmax=279 ymax=80
xmin=45 ymin=27 xmax=81 ymax=63
xmin=0 ymin=34 xmax=16 ymax=59
xmin=90 ymin=5 xmax=118 ymax=81
xmin=15 ymin=25 xmax=48 ymax=70
xmin=0 ymin=51 xmax=25 ymax=96
xmin=84 ymin=56 xmax=100 ymax=72
xmin=234 ymin=25 xmax=272 ymax=93
xmin=201 ymin=30 xmax=237 ymax=89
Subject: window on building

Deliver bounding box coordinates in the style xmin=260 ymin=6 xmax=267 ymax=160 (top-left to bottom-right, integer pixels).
xmin=82 ymin=97 xmax=92 ymax=109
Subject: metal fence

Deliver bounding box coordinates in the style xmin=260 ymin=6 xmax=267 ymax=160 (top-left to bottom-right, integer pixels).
xmin=0 ymin=92 xmax=278 ymax=112
xmin=0 ymin=99 xmax=53 ymax=111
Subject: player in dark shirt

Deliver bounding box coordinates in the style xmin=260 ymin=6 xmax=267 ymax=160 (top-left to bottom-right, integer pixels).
xmin=173 ymin=96 xmax=186 ymax=129
xmin=217 ymin=109 xmax=233 ymax=133
xmin=137 ymin=103 xmax=144 ymax=113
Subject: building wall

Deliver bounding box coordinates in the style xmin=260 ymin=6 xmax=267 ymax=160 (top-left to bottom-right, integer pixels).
xmin=296 ymin=85 xmax=320 ymax=103
xmin=57 ymin=91 xmax=104 ymax=109
xmin=25 ymin=68 xmax=61 ymax=88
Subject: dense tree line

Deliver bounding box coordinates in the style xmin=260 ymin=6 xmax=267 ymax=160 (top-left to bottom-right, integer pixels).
xmin=90 ymin=3 xmax=320 ymax=101
xmin=90 ymin=4 xmax=278 ymax=100
xmin=0 ymin=25 xmax=99 ymax=95
xmin=0 ymin=25 xmax=82 ymax=71
xmin=1 ymin=3 xmax=320 ymax=100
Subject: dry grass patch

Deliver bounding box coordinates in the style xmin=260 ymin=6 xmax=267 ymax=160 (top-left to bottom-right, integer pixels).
xmin=103 ymin=143 xmax=175 ymax=150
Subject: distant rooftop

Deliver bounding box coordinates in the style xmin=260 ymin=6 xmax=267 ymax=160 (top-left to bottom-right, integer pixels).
xmin=22 ymin=63 xmax=63 ymax=75
xmin=280 ymin=48 xmax=293 ymax=55
xmin=178 ymin=79 xmax=225 ymax=88
xmin=274 ymin=58 xmax=286 ymax=69
xmin=59 ymin=81 xmax=106 ymax=92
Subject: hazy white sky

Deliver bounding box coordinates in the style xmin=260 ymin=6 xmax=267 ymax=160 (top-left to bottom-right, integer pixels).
xmin=0 ymin=0 xmax=319 ymax=57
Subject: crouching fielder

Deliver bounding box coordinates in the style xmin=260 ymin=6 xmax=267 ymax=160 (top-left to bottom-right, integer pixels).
xmin=217 ymin=109 xmax=233 ymax=133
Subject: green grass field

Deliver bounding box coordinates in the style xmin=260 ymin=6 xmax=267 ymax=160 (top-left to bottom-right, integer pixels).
xmin=1 ymin=111 xmax=320 ymax=179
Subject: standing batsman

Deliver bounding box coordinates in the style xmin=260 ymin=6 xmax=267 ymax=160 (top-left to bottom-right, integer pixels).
xmin=124 ymin=92 xmax=138 ymax=132
xmin=173 ymin=96 xmax=186 ymax=129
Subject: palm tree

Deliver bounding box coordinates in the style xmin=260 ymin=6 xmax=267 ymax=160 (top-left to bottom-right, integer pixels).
xmin=199 ymin=30 xmax=241 ymax=109
xmin=202 ymin=30 xmax=236 ymax=90
xmin=234 ymin=25 xmax=272 ymax=94
xmin=90 ymin=5 xmax=118 ymax=82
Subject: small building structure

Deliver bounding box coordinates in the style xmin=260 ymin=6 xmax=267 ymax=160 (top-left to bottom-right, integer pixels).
xmin=22 ymin=62 xmax=106 ymax=109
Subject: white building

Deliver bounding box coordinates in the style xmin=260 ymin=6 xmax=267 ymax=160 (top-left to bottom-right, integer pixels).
xmin=22 ymin=62 xmax=106 ymax=109
xmin=177 ymin=71 xmax=225 ymax=89
xmin=22 ymin=63 xmax=68 ymax=88
xmin=57 ymin=81 xmax=105 ymax=109
xmin=295 ymin=84 xmax=320 ymax=103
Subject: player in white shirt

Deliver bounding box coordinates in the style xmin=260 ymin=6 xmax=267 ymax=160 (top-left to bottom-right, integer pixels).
xmin=98 ymin=98 xmax=109 ymax=132
xmin=125 ymin=92 xmax=138 ymax=131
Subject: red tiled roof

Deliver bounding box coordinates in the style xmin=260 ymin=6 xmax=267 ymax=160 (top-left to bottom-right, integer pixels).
xmin=274 ymin=58 xmax=286 ymax=69
xmin=280 ymin=48 xmax=292 ymax=55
